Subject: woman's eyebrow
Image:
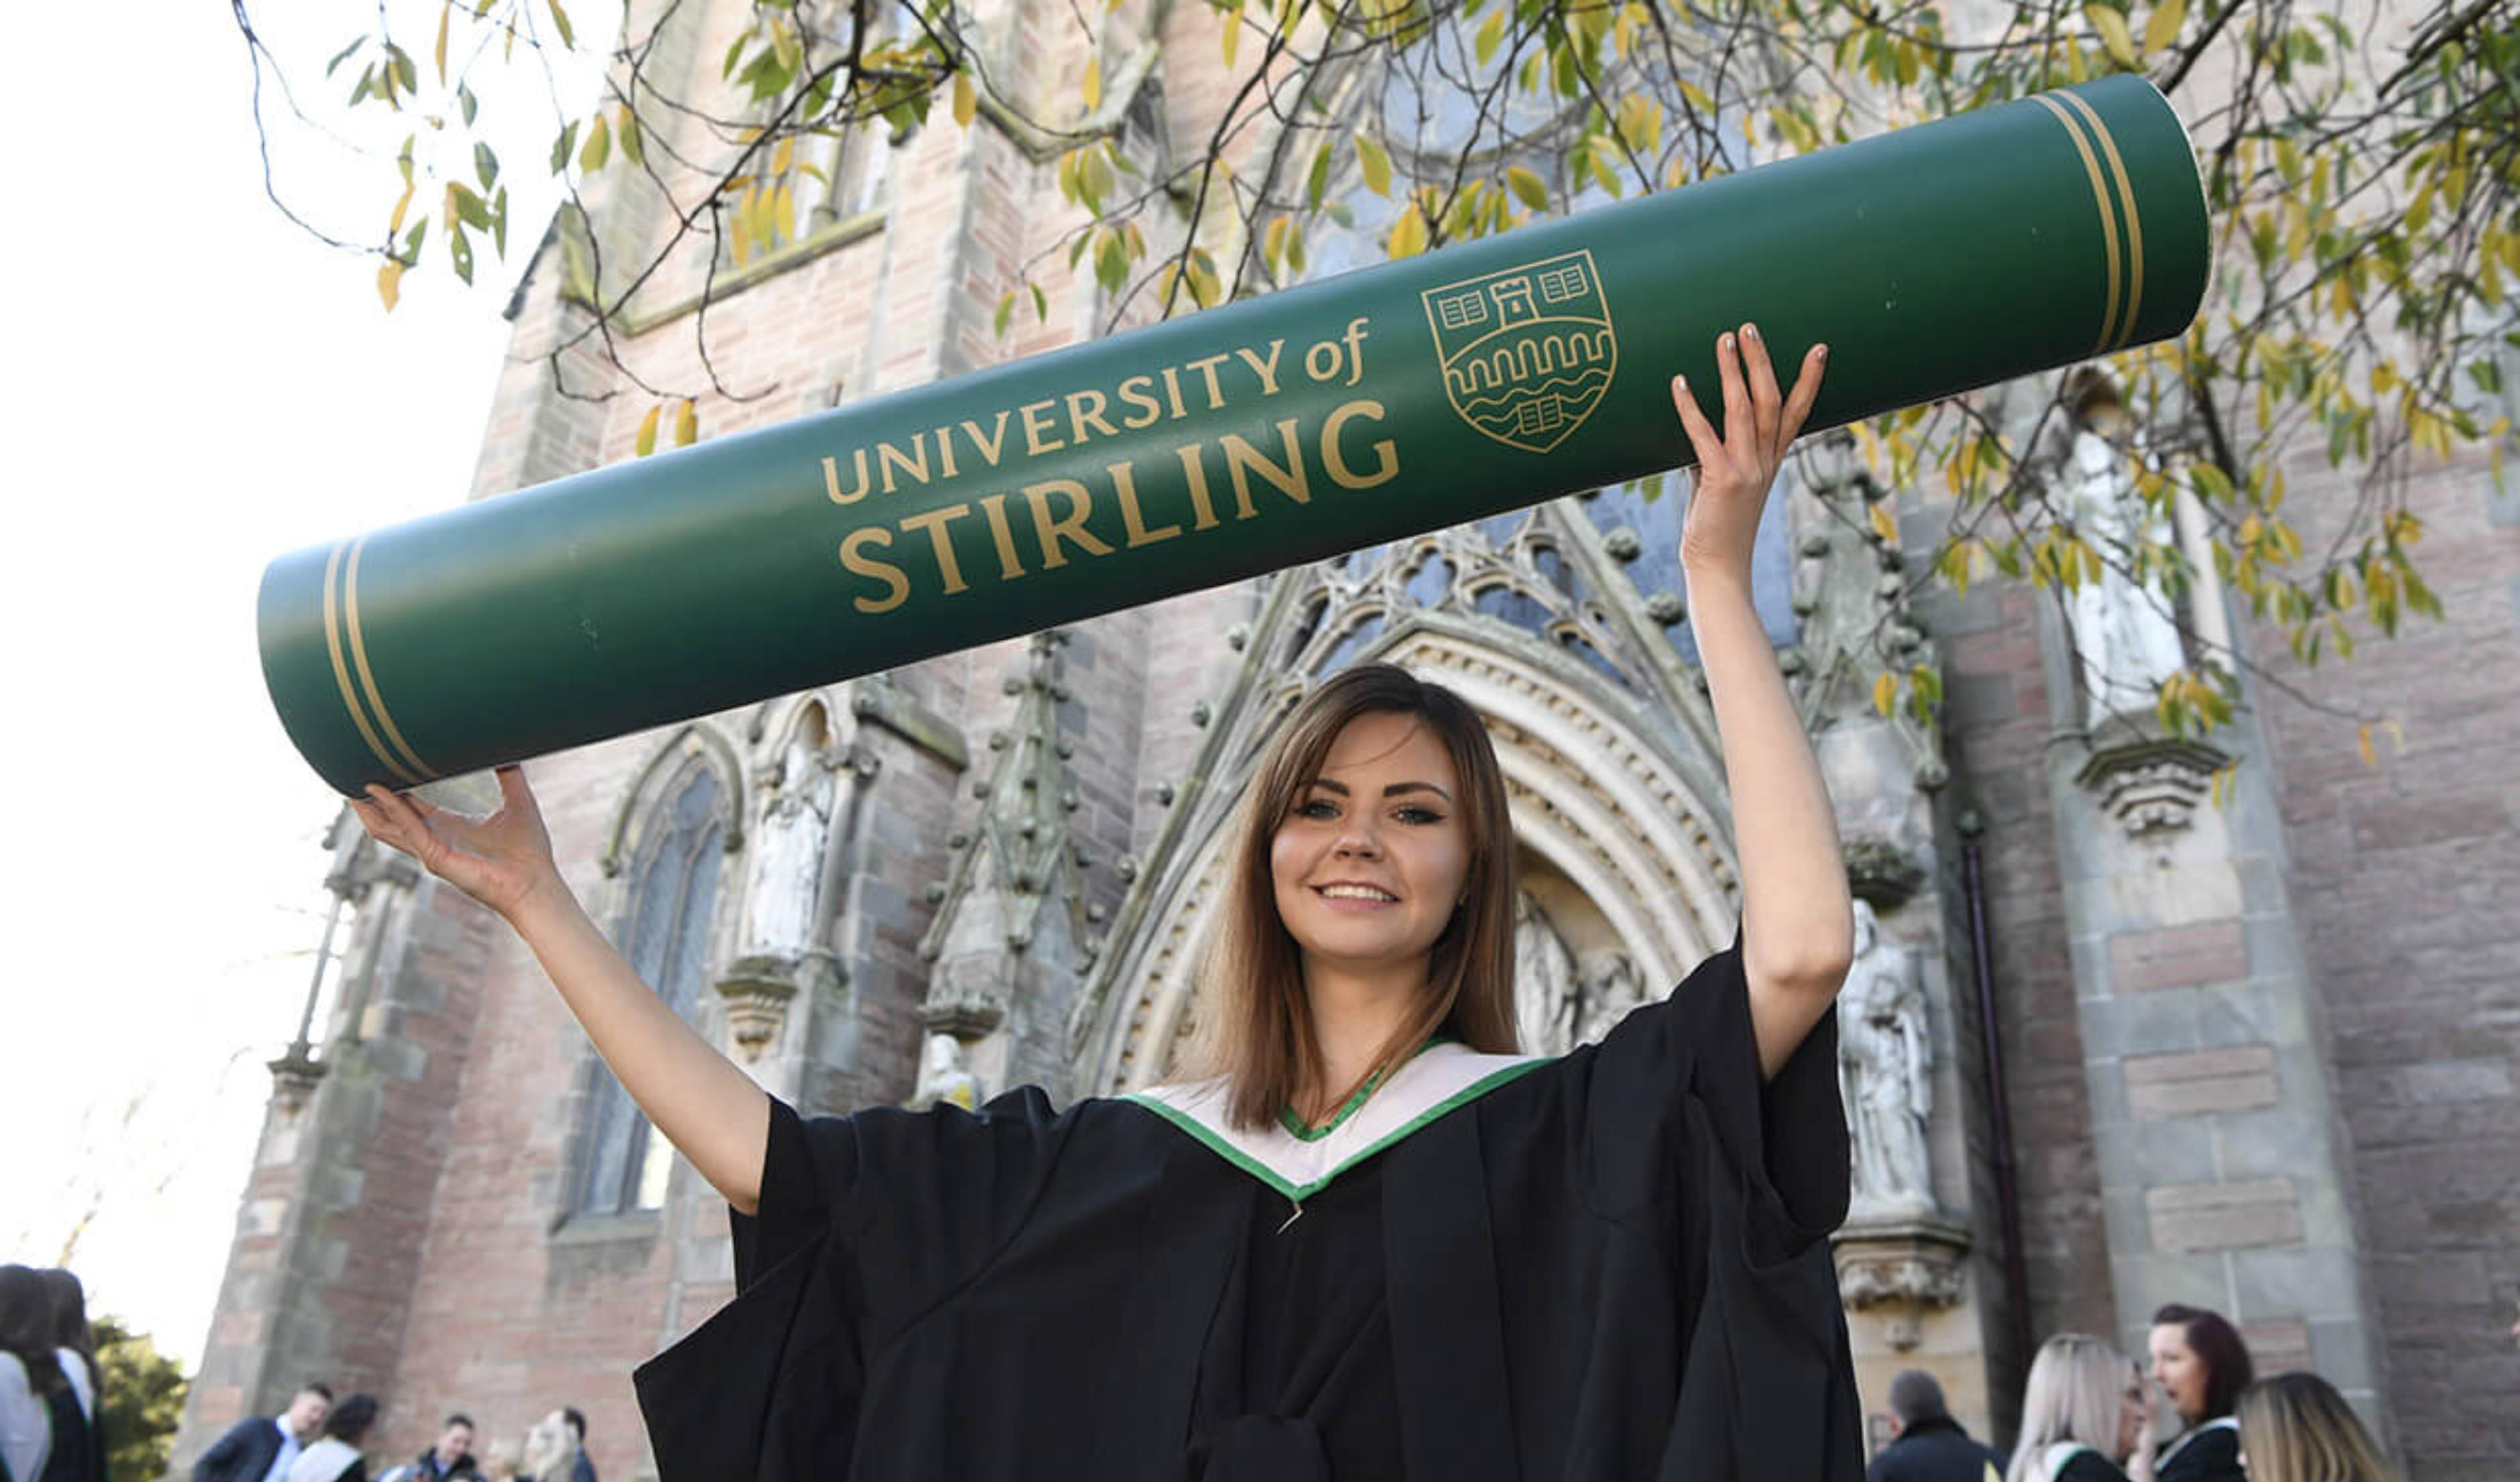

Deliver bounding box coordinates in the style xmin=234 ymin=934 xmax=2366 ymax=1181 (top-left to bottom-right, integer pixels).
xmin=1306 ymin=777 xmax=1453 ymax=801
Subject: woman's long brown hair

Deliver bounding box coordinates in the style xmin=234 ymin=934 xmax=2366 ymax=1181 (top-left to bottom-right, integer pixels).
xmin=1191 ymin=663 xmax=1521 ymax=1130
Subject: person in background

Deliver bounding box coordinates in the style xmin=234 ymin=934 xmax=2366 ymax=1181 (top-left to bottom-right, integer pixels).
xmin=2231 ymin=1373 xmax=2398 ymax=1482
xmin=406 ymin=1414 xmax=481 ymax=1481
xmin=2004 ymin=1334 xmax=2155 ymax=1482
xmin=475 ymin=1440 xmax=520 ymax=1482
xmin=2145 ymin=1304 xmax=2252 ymax=1482
xmin=0 ymin=1266 xmax=70 ymax=1482
xmin=558 ymin=1409 xmax=594 ymax=1482
xmin=32 ymin=1272 xmax=99 ymax=1482
xmin=191 ymin=1382 xmax=333 ymax=1482
xmin=1868 ymin=1370 xmax=2004 ymax=1482
xmin=518 ymin=1414 xmax=576 ymax=1482
xmin=286 ymin=1394 xmax=379 ymax=1482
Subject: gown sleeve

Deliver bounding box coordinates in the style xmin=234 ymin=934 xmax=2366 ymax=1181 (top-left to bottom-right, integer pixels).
xmin=1583 ymin=936 xmax=1850 ymax=1254
xmin=637 ymin=1085 xmax=1075 ymax=1482
xmin=1580 ymin=936 xmax=1862 ymax=1480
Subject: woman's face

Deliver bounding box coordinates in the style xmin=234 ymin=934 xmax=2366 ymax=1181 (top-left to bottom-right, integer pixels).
xmin=2148 ymin=1321 xmax=2208 ymax=1422
xmin=1270 ymin=711 xmax=1471 ymax=991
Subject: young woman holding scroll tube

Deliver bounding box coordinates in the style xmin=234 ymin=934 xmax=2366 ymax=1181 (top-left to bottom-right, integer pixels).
xmin=352 ymin=327 xmax=1861 ymax=1482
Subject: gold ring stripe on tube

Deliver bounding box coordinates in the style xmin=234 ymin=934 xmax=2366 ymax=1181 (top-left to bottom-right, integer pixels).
xmin=2030 ymin=94 xmax=2123 ymax=357
xmin=2054 ymin=88 xmax=2146 ymax=349
xmin=344 ymin=538 xmax=439 ymax=783
xmin=322 ymin=542 xmax=423 ymax=787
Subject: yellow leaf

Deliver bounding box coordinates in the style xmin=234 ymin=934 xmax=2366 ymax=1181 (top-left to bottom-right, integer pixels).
xmin=2086 ymin=3 xmax=2139 ymax=65
xmin=376 ymin=260 xmax=404 ymax=311
xmin=1356 ymin=132 xmax=1393 ymax=198
xmin=388 ymin=181 xmax=416 ymax=237
xmin=1082 ymin=61 xmax=1103 ymax=114
xmin=1506 ymin=164 xmax=1547 ymax=211
xmin=2357 ymin=724 xmax=2375 ymax=769
xmin=1873 ymin=672 xmax=1898 ymax=716
xmin=636 ymin=404 xmax=661 ymax=457
xmin=1223 ymin=1 xmax=1244 ymax=68
xmin=1869 ymin=501 xmax=1899 ymax=544
xmin=674 ymin=400 xmax=699 ymax=446
xmin=2143 ymin=0 xmax=2185 ymax=56
xmin=954 ymin=72 xmax=977 ymax=127
xmin=434 ymin=5 xmax=451 ymax=83
xmin=1388 ymin=205 xmax=1427 ymax=259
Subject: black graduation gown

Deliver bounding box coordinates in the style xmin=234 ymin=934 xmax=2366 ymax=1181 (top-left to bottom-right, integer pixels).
xmin=634 ymin=942 xmax=1862 ymax=1481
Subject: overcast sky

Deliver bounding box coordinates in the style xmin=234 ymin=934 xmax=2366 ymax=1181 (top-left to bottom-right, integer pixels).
xmin=0 ymin=2 xmax=597 ymax=1368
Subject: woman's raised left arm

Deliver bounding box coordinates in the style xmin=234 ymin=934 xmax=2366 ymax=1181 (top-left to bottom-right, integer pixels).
xmin=1670 ymin=322 xmax=1857 ymax=1078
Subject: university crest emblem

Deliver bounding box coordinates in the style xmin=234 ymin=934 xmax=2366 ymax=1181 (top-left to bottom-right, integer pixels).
xmin=1422 ymin=250 xmax=1618 ymax=454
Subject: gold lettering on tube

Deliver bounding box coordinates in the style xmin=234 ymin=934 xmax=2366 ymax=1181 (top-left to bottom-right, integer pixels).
xmin=823 ymin=450 xmax=871 ymax=504
xmin=1067 ymin=390 xmax=1120 ymax=445
xmin=1020 ymin=399 xmax=1065 ymax=455
xmin=962 ymin=412 xmax=1012 ymax=468
xmin=1221 ymin=419 xmax=1312 ymax=518
xmin=1322 ymin=400 xmax=1400 ymax=489
xmin=878 ymin=438 xmax=930 ymax=495
xmin=840 ymin=527 xmax=912 ymax=613
xmin=899 ymin=503 xmax=975 ymax=595
xmin=1176 ymin=444 xmax=1222 ymax=530
xmin=1111 ymin=462 xmax=1182 ymax=548
xmin=978 ymin=494 xmax=1029 ymax=579
xmin=1117 ymin=376 xmax=1164 ymax=429
xmin=1023 ymin=479 xmax=1116 ymax=569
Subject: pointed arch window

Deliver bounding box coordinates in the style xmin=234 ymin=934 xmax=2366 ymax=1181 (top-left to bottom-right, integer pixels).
xmin=573 ymin=759 xmax=726 ymax=1217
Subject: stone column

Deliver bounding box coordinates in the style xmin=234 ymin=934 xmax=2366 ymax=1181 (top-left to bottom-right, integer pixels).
xmin=2039 ymin=600 xmax=2389 ymax=1433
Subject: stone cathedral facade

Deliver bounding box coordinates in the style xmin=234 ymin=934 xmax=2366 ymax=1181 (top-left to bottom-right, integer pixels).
xmin=178 ymin=1 xmax=2519 ymax=1476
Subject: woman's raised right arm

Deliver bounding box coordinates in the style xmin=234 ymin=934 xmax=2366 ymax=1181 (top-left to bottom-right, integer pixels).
xmin=353 ymin=766 xmax=771 ymax=1213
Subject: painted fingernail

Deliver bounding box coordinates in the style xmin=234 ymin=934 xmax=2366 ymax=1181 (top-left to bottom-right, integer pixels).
xmin=1720 ymin=333 xmax=1734 ymax=351
xmin=1674 ymin=374 xmax=1688 ymax=392
xmin=1743 ymin=322 xmax=1761 ymax=341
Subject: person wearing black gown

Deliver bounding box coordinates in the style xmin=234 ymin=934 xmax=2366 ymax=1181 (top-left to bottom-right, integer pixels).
xmin=2004 ymin=1336 xmax=2154 ymax=1482
xmin=353 ymin=326 xmax=1861 ymax=1481
xmin=2144 ymin=1305 xmax=2251 ymax=1482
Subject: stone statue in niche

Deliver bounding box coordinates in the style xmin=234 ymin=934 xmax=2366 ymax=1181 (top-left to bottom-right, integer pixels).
xmin=910 ymin=1032 xmax=985 ymax=1111
xmin=745 ymin=727 xmax=844 ymax=959
xmin=1513 ymin=891 xmax=1583 ymax=1057
xmin=1838 ymin=900 xmax=1935 ymax=1214
xmin=2063 ymin=429 xmax=2188 ymax=725
xmin=1574 ymin=949 xmax=1649 ymax=1048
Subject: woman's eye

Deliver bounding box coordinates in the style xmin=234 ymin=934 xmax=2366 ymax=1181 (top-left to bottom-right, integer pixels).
xmin=1294 ymin=798 xmax=1338 ymax=819
xmin=1397 ymin=805 xmax=1445 ymax=825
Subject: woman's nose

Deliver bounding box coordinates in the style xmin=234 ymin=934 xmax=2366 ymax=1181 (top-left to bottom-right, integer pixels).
xmin=1333 ymin=823 xmax=1382 ymax=856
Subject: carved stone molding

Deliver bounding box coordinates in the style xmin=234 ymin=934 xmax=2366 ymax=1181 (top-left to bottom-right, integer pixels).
xmin=1845 ymin=839 xmax=1926 ymax=911
xmin=267 ymin=1048 xmax=327 ymax=1117
xmin=715 ymin=953 xmax=804 ymax=1062
xmin=1833 ymin=1214 xmax=1972 ymax=1352
xmin=2075 ymin=736 xmax=2234 ymax=841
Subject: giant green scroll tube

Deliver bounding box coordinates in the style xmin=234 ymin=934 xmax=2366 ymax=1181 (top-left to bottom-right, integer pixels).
xmin=262 ymin=74 xmax=2207 ymax=796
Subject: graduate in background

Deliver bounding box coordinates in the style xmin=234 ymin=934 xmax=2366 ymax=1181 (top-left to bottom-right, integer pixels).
xmin=353 ymin=325 xmax=1862 ymax=1481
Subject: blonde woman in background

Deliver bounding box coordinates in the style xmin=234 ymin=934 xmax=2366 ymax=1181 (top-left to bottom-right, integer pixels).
xmin=2004 ymin=1335 xmax=2157 ymax=1482
xmin=519 ymin=1412 xmax=579 ymax=1482
xmin=2233 ymin=1373 xmax=2399 ymax=1482
xmin=475 ymin=1439 xmax=521 ymax=1482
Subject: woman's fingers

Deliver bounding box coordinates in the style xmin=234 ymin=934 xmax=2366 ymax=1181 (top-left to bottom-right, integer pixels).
xmin=1668 ymin=374 xmax=1727 ymax=475
xmin=1717 ymin=331 xmax=1754 ymax=460
xmin=1741 ymin=322 xmax=1782 ymax=449
xmin=1779 ymin=344 xmax=1828 ymax=447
